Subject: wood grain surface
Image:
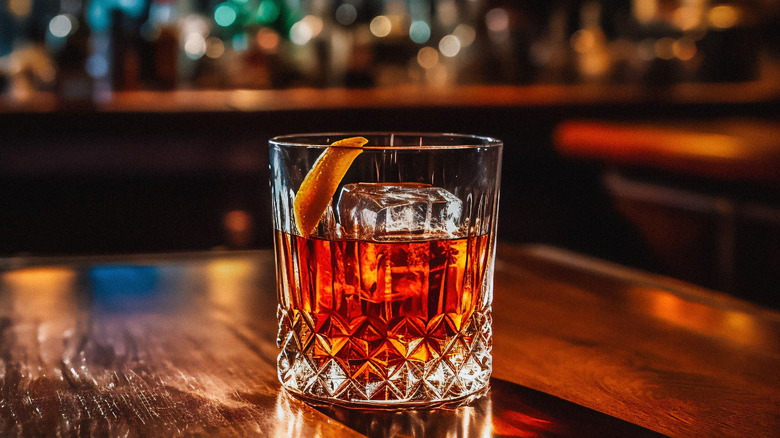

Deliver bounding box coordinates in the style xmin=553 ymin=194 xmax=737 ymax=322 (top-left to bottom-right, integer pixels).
xmin=492 ymin=245 xmax=779 ymax=437
xmin=0 ymin=246 xmax=777 ymax=437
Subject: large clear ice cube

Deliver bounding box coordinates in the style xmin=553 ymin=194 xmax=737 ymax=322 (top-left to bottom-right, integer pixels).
xmin=337 ymin=183 xmax=463 ymax=240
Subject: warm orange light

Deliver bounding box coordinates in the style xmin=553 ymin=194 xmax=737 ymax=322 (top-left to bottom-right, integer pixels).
xmin=256 ymin=28 xmax=280 ymax=52
xmin=224 ymin=209 xmax=252 ymax=234
xmin=709 ymin=5 xmax=740 ymax=29
xmin=654 ymin=37 xmax=676 ymax=60
xmin=3 ymin=267 xmax=77 ymax=313
xmin=673 ymin=37 xmax=697 ymax=61
xmin=571 ymin=29 xmax=597 ymax=54
xmin=2 ymin=267 xmax=80 ymax=365
xmin=632 ymin=287 xmax=767 ymax=346
xmin=206 ymin=258 xmax=255 ymax=311
xmin=417 ymin=46 xmax=439 ymax=70
xmin=633 ymin=0 xmax=658 ymax=24
xmin=223 ymin=209 xmax=254 ymax=247
xmin=9 ymin=0 xmax=32 ymax=18
xmin=672 ymin=6 xmax=703 ymax=31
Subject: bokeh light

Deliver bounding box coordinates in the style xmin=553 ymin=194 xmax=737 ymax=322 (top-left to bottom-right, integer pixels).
xmin=214 ymin=3 xmax=238 ymax=27
xmin=485 ymin=8 xmax=509 ymax=33
xmin=9 ymin=0 xmax=33 ymax=18
xmin=672 ymin=6 xmax=703 ymax=31
xmin=453 ymin=23 xmax=476 ymax=47
xmin=149 ymin=1 xmax=175 ymax=24
xmin=289 ymin=21 xmax=312 ymax=45
xmin=184 ymin=34 xmax=207 ymax=60
xmin=290 ymin=15 xmax=323 ymax=46
xmin=181 ymin=14 xmax=210 ymax=40
xmin=633 ymin=0 xmax=657 ymax=24
xmin=437 ymin=0 xmax=458 ymax=27
xmin=654 ymin=37 xmax=676 ymax=60
xmin=86 ymin=0 xmax=111 ymax=31
xmin=205 ymin=37 xmax=225 ymax=59
xmin=256 ymin=0 xmax=280 ymax=25
xmin=335 ymin=3 xmax=358 ymax=26
xmin=223 ymin=209 xmax=253 ymax=246
xmin=370 ymin=15 xmax=392 ymax=38
xmin=49 ymin=14 xmax=74 ymax=38
xmin=232 ymin=33 xmax=249 ymax=51
xmin=409 ymin=20 xmax=431 ymax=44
xmin=438 ymin=34 xmax=460 ymax=58
xmin=673 ymin=37 xmax=697 ymax=61
xmin=115 ymin=0 xmax=147 ymax=19
xmin=256 ymin=27 xmax=280 ymax=52
xmin=637 ymin=38 xmax=656 ymax=62
xmin=570 ymin=29 xmax=596 ymax=54
xmin=417 ymin=46 xmax=438 ymax=69
xmin=1 ymin=0 xmax=759 ymax=97
xmin=709 ymin=5 xmax=740 ymax=29
xmin=86 ymin=53 xmax=110 ymax=78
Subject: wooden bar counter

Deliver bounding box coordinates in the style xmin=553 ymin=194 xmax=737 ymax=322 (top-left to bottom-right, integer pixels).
xmin=1 ymin=245 xmax=777 ymax=437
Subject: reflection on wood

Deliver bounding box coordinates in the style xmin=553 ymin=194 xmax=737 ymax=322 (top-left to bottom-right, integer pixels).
xmin=313 ymin=378 xmax=662 ymax=438
xmin=492 ymin=245 xmax=780 ymax=437
xmin=1 ymin=247 xmax=777 ymax=437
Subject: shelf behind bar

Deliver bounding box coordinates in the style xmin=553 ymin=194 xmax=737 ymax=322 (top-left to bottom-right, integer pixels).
xmin=3 ymin=79 xmax=780 ymax=114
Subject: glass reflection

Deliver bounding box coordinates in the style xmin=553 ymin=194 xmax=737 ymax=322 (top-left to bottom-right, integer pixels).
xmin=283 ymin=390 xmax=493 ymax=438
xmin=269 ymin=375 xmax=665 ymax=437
xmin=274 ymin=377 xmax=650 ymax=437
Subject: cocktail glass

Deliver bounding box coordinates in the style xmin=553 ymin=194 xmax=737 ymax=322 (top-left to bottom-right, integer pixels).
xmin=269 ymin=133 xmax=502 ymax=408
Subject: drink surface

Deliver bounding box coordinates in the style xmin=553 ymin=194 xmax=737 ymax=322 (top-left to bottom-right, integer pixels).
xmin=275 ymin=230 xmax=493 ymax=403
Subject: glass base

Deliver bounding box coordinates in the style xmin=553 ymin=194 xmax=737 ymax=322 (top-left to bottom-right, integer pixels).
xmin=277 ymin=309 xmax=493 ymax=409
xmin=282 ymin=383 xmax=490 ymax=410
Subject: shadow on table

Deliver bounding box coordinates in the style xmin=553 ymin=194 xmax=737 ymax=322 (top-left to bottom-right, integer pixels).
xmin=310 ymin=378 xmax=665 ymax=437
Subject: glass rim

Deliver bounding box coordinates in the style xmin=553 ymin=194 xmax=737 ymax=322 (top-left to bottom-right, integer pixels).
xmin=269 ymin=132 xmax=502 ymax=150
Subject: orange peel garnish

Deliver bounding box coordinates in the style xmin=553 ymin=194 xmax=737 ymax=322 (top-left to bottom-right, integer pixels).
xmin=294 ymin=136 xmax=368 ymax=236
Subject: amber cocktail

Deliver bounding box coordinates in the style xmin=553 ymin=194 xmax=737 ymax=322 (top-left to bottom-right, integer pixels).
xmin=270 ymin=133 xmax=502 ymax=408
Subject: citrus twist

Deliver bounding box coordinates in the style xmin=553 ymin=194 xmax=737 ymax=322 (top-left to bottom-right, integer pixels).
xmin=293 ymin=136 xmax=368 ymax=236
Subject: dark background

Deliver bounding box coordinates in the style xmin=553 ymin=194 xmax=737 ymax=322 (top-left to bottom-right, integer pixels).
xmin=2 ymin=95 xmax=778 ymax=308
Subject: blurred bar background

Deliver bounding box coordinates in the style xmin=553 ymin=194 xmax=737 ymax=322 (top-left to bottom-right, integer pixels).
xmin=2 ymin=0 xmax=779 ymax=94
xmin=1 ymin=0 xmax=779 ymax=308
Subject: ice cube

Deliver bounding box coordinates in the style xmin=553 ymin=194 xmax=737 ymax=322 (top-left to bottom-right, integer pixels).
xmin=317 ymin=203 xmax=343 ymax=239
xmin=337 ymin=183 xmax=463 ymax=240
